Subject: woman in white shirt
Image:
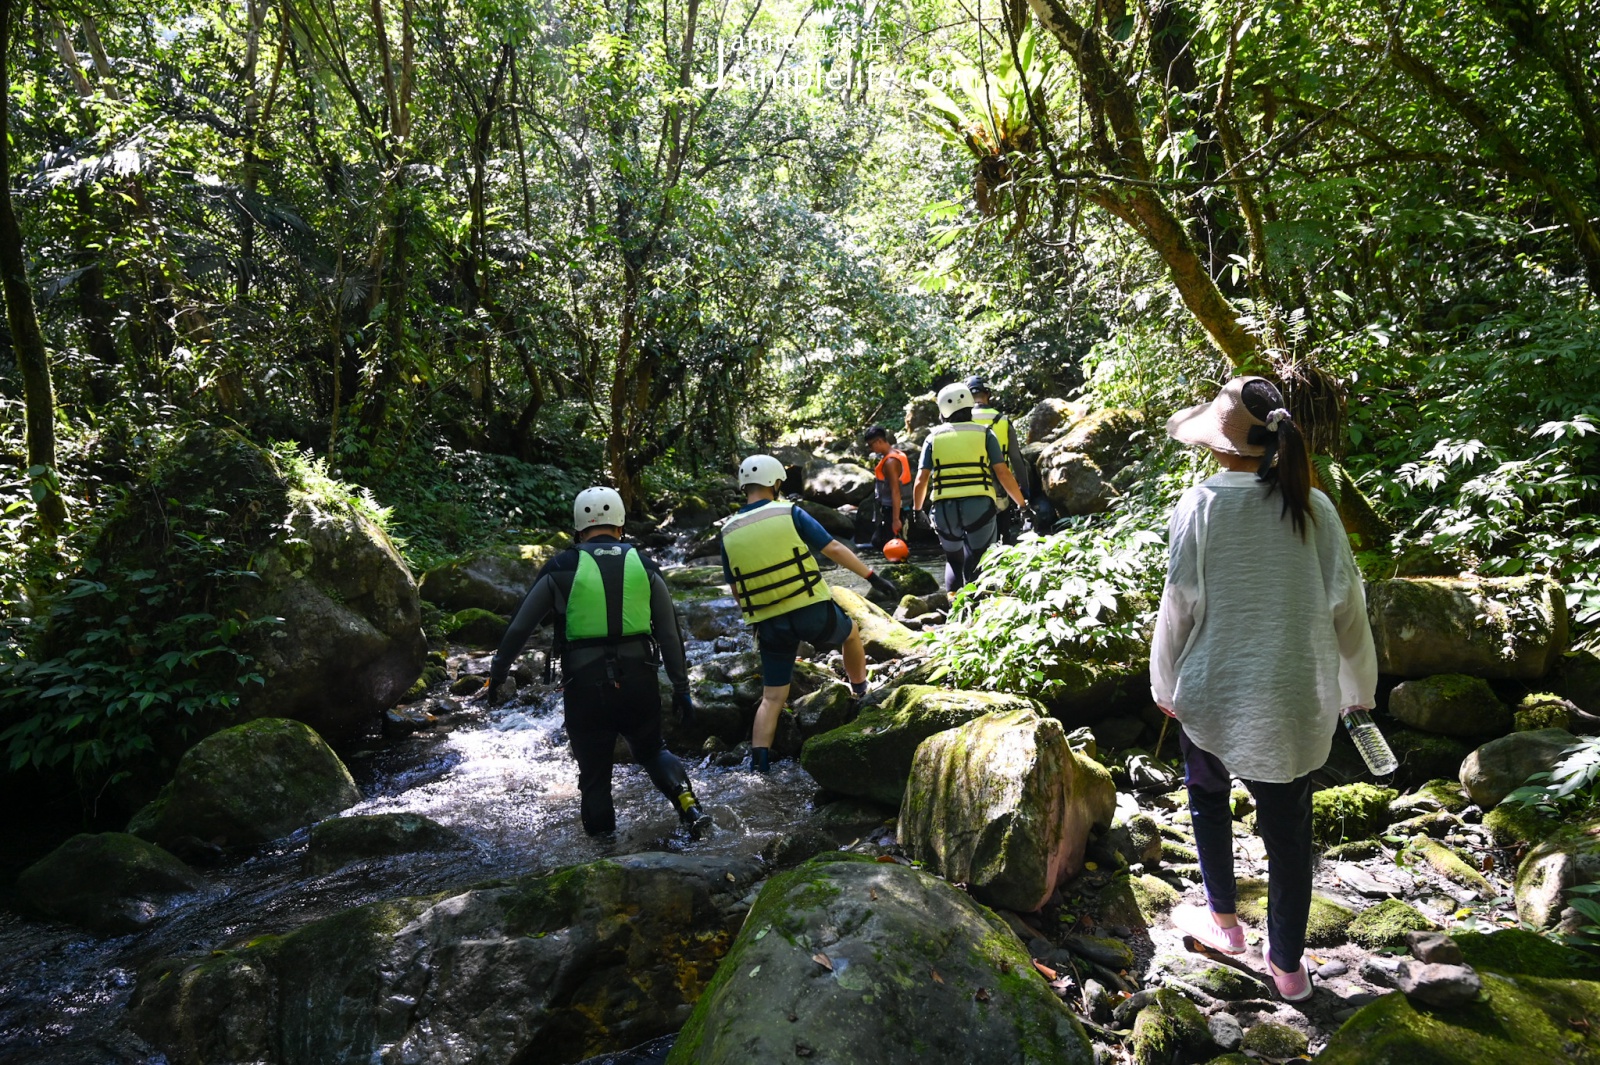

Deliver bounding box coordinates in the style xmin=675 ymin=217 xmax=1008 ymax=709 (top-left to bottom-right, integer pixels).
xmin=1149 ymin=376 xmax=1378 ymax=1003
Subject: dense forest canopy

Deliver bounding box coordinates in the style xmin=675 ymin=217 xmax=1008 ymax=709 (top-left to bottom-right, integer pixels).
xmin=1 ymin=0 xmax=1597 ymax=788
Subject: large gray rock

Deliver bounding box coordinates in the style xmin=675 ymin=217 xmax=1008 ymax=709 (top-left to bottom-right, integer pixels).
xmin=1023 ymin=398 xmax=1082 ymax=445
xmin=803 ymin=463 xmax=875 ymax=507
xmin=1055 ymin=408 xmax=1143 ymax=476
xmin=130 ymin=853 xmax=762 ymax=1065
xmin=665 ymin=855 xmax=1095 ymax=1064
xmin=832 ymin=585 xmax=920 ymax=661
xmin=899 ymin=709 xmax=1116 ymax=912
xmin=801 ymin=685 xmax=1042 ymax=806
xmin=1035 ymin=446 xmax=1113 ymax=516
xmin=797 ymin=499 xmax=854 ymax=538
xmin=1514 ymin=818 xmax=1600 ymax=928
xmin=1459 ymin=727 xmax=1576 ymax=808
xmin=128 ymin=718 xmax=360 ymax=850
xmin=15 ymin=833 xmax=207 ymax=935
xmin=686 ymin=596 xmax=744 ymax=640
xmin=417 ymin=539 xmax=568 ymax=614
xmin=1388 ymin=674 xmax=1512 ymax=737
xmin=1368 ymin=576 xmax=1569 ymax=680
xmin=306 ymin=813 xmax=469 ymax=874
xmin=904 ymin=393 xmax=940 ymax=434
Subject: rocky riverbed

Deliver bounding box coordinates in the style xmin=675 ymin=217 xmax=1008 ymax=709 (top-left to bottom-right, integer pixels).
xmin=4 ymin=545 xmax=1600 ymax=1065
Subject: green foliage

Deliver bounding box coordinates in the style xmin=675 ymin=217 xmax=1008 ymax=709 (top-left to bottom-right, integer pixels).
xmin=1501 ymin=735 xmax=1600 ymax=822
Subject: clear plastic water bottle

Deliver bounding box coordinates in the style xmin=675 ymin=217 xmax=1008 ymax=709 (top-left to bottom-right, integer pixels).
xmin=1342 ymin=707 xmax=1399 ymax=776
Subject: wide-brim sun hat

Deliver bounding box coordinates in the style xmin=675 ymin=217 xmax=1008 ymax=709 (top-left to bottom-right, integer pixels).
xmin=1166 ymin=376 xmax=1288 ymax=457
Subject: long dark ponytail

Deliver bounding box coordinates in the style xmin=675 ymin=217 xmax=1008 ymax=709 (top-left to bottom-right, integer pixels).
xmin=1242 ymin=379 xmax=1314 ymax=539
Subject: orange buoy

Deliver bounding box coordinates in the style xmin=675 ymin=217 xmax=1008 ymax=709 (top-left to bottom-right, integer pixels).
xmin=883 ymin=538 xmax=910 ymax=562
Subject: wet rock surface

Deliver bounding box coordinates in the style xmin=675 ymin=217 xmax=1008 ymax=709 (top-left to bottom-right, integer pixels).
xmin=15 ymin=833 xmax=209 ymax=936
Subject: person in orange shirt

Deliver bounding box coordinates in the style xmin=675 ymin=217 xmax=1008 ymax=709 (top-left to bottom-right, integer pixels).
xmin=862 ymin=425 xmax=911 ymax=552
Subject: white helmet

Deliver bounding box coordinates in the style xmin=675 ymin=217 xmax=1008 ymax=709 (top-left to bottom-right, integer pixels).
xmin=937 ymin=382 xmax=975 ymax=418
xmin=737 ymin=454 xmax=787 ymax=489
xmin=573 ymin=486 xmax=626 ymax=530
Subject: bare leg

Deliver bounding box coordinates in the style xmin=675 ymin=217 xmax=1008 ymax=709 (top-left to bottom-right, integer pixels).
xmin=752 ymin=683 xmax=791 ymax=749
xmin=841 ymin=629 xmax=867 ymax=686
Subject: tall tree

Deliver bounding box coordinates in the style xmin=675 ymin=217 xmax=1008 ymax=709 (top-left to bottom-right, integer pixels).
xmin=0 ymin=0 xmax=66 ymax=532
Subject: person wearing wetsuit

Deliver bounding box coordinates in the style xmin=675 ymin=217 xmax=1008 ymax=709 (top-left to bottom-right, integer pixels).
xmin=488 ymin=486 xmax=710 ymax=838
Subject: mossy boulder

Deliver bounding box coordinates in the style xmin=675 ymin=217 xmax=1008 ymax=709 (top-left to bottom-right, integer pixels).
xmin=47 ymin=428 xmax=425 ymax=749
xmin=1513 ymin=818 xmax=1600 ymax=928
xmin=1484 ymin=803 xmax=1554 ymax=847
xmin=1098 ymin=873 xmax=1181 ymax=929
xmin=664 ymin=565 xmax=726 ymax=590
xmin=683 ymin=651 xmax=830 ymax=745
xmin=1388 ymin=675 xmax=1511 ymax=737
xmin=1389 ymin=729 xmax=1474 ymax=790
xmin=1317 ymin=930 xmax=1600 ymax=1064
xmin=1036 ymin=446 xmax=1113 ymax=516
xmin=665 ymin=855 xmax=1095 ymax=1065
xmin=1131 ymin=988 xmax=1211 ymax=1065
xmin=898 ymin=708 xmax=1115 ymax=912
xmin=417 ymin=538 xmax=568 ymax=614
xmin=305 ymin=813 xmax=468 ymax=873
xmin=1403 ymin=838 xmax=1492 ymax=896
xmin=131 ymin=852 xmax=762 ymax=1065
xmin=440 ymin=607 xmax=509 ymax=649
xmin=1313 ymin=783 xmax=1399 ymax=846
xmin=1513 ymin=692 xmax=1577 ymax=732
xmin=882 ymin=562 xmax=941 ymax=598
xmin=686 ymin=596 xmax=744 ymax=640
xmin=803 ymin=462 xmax=875 ymax=507
xmin=128 ymin=718 xmax=360 ymax=850
xmin=832 ymin=584 xmax=920 ymax=661
xmin=1239 ymin=1021 xmax=1307 ymax=1059
xmin=1237 ymin=879 xmax=1353 ymax=945
xmin=15 ymin=832 xmax=208 ymax=935
xmin=792 ymin=681 xmax=855 ymax=740
xmin=1415 ymin=778 xmax=1471 ymax=814
xmin=1348 ymin=899 xmax=1438 ymax=949
xmin=1459 ymin=727 xmax=1576 ymax=808
xmin=801 ymin=685 xmax=1041 ymax=806
xmin=1155 ymin=953 xmax=1269 ymax=1000
xmin=1367 ymin=576 xmax=1568 ymax=680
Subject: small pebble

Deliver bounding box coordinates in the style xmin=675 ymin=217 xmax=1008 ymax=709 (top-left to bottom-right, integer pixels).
xmin=1315 ymin=959 xmax=1349 ymax=978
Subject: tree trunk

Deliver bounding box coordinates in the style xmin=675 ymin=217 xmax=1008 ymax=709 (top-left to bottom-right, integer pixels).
xmin=1 ymin=0 xmax=67 ymax=531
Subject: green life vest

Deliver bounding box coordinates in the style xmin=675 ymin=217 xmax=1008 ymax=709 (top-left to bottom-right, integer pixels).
xmin=564 ymin=542 xmax=653 ymax=646
xmin=720 ymin=500 xmax=833 ymax=623
xmin=928 ymin=422 xmax=996 ymax=501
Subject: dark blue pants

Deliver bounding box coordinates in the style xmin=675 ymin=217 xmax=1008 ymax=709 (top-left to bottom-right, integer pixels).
xmin=1180 ymin=726 xmax=1314 ymax=972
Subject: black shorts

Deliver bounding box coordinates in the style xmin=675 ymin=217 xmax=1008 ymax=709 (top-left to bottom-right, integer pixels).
xmin=754 ymin=600 xmax=854 ymax=686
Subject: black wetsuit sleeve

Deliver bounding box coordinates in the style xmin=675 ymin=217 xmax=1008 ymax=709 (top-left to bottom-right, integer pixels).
xmin=490 ymin=574 xmax=557 ymax=687
xmin=650 ymin=571 xmax=691 ymax=695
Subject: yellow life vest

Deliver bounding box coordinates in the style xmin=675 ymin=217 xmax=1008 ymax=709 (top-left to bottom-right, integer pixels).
xmin=927 ymin=422 xmax=996 ymax=501
xmin=971 ymin=406 xmax=1011 ymax=459
xmin=719 ymin=500 xmax=834 ymax=623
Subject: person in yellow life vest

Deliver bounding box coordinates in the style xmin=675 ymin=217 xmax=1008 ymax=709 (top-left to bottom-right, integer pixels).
xmin=720 ymin=455 xmax=899 ymax=772
xmin=862 ymin=424 xmax=912 ymax=551
xmin=487 ymin=487 xmax=711 ymax=839
xmin=914 ymin=382 xmax=1025 ymax=592
xmin=968 ymin=375 xmax=1025 ymax=544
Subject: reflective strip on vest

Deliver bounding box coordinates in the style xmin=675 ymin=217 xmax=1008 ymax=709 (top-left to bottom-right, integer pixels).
xmin=565 ymin=543 xmax=653 ymax=643
xmin=719 ymin=501 xmax=833 ymax=623
xmin=875 ymin=448 xmax=912 ymax=484
xmin=928 ymin=423 xmax=996 ymax=500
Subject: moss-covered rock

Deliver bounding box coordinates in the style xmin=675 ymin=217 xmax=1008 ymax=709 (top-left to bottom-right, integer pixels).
xmin=132 ymin=852 xmax=763 ymax=1065
xmin=440 ymin=607 xmax=509 ymax=649
xmin=1413 ymin=778 xmax=1471 ymax=814
xmin=1483 ymin=803 xmax=1554 ymax=847
xmin=1318 ymin=930 xmax=1600 ymax=1064
xmin=15 ymin=832 xmax=207 ymax=935
xmin=1389 ymin=675 xmax=1512 ymax=737
xmin=882 ymin=563 xmax=940 ymax=598
xmin=666 ymin=855 xmax=1094 ymax=1064
xmin=1131 ymin=988 xmax=1210 ymax=1065
xmin=417 ymin=538 xmax=568 ymax=614
xmin=1367 ymin=575 xmax=1568 ymax=680
xmin=1098 ymin=873 xmax=1181 ymax=929
xmin=802 ymin=685 xmax=1041 ymax=806
xmin=1403 ymin=838 xmax=1493 ymax=896
xmin=899 ymin=708 xmax=1115 ymax=912
xmin=663 ymin=565 xmax=726 ymax=590
xmin=129 ymin=718 xmax=360 ymax=849
xmin=1239 ymin=1021 xmax=1307 ymax=1058
xmin=1389 ymin=730 xmax=1474 ymax=790
xmin=1513 ymin=692 xmax=1576 ymax=732
xmin=1348 ymin=899 xmax=1438 ymax=949
xmin=1513 ymin=817 xmax=1600 ymax=928
xmin=832 ymin=584 xmax=920 ymax=661
xmin=1325 ymin=839 xmax=1382 ymax=861
xmin=1314 ymin=782 xmax=1399 ymax=846
xmin=305 ymin=813 xmax=468 ymax=873
xmin=1459 ymin=727 xmax=1576 ymax=808
xmin=1237 ymin=879 xmax=1353 ymax=945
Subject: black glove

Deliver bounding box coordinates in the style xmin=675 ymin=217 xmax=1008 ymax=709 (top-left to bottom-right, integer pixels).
xmin=866 ymin=571 xmax=900 ymax=599
xmin=672 ymin=691 xmax=697 ymax=725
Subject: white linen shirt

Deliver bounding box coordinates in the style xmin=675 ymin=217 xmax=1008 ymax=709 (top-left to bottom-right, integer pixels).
xmin=1149 ymin=471 xmax=1378 ymax=783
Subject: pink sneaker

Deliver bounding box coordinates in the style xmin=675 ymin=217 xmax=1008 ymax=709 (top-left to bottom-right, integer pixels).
xmin=1171 ymin=904 xmax=1246 ymax=955
xmin=1262 ymin=932 xmax=1314 ymax=1003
